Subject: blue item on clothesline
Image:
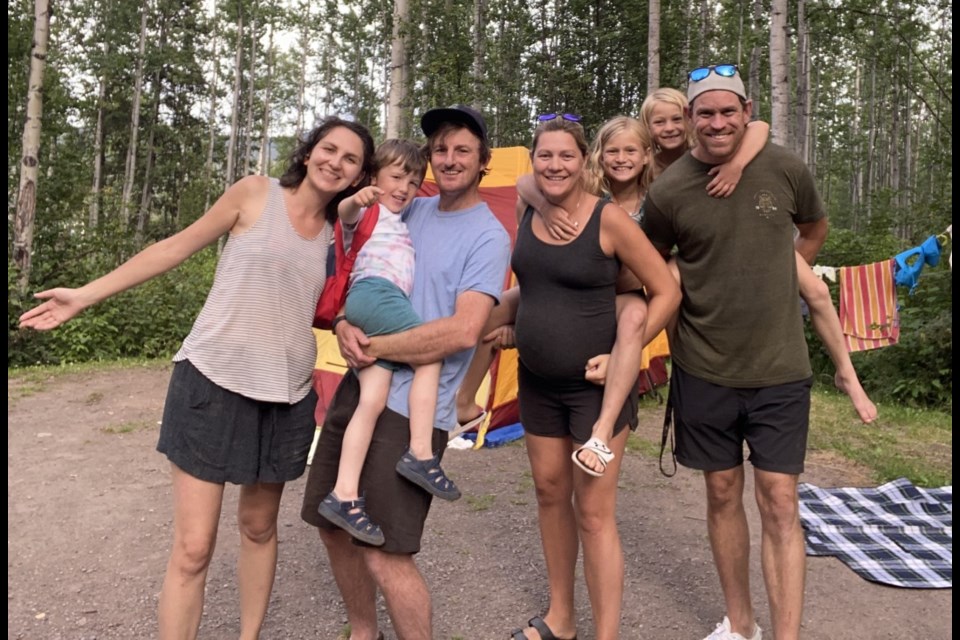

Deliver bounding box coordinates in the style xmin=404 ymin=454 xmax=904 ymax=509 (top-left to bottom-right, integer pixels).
xmin=894 ymin=235 xmax=941 ymax=294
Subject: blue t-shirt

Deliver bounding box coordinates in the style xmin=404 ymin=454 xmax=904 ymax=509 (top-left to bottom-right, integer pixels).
xmin=385 ymin=195 xmax=511 ymax=429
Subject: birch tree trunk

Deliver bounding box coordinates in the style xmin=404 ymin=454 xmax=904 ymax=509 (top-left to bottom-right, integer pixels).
xmin=851 ymin=63 xmax=862 ymax=225
xmin=865 ymin=39 xmax=877 ymax=225
xmin=243 ymin=5 xmax=259 ymax=177
xmin=698 ymin=0 xmax=708 ymax=63
xmin=120 ymin=2 xmax=150 ymax=225
xmin=257 ymin=27 xmax=274 ymax=176
xmin=136 ymin=12 xmax=168 ymax=244
xmin=88 ymin=41 xmax=109 ymax=228
xmin=14 ymin=0 xmax=50 ymax=294
xmin=225 ymin=13 xmax=244 ymax=189
xmin=204 ymin=13 xmax=220 ymax=211
xmin=295 ymin=0 xmax=309 ymax=135
xmin=135 ymin=100 xmax=159 ymax=244
xmin=387 ymin=0 xmax=409 ymax=138
xmin=471 ymin=0 xmax=485 ymax=111
xmin=795 ymin=0 xmax=809 ymax=161
xmin=748 ymin=0 xmax=761 ymax=117
xmin=903 ymin=48 xmax=913 ymax=219
xmin=768 ymin=0 xmax=789 ymax=146
xmin=646 ymin=0 xmax=660 ymax=94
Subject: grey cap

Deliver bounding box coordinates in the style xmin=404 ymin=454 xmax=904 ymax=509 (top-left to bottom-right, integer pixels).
xmin=687 ymin=70 xmax=748 ymax=103
xmin=420 ymin=104 xmax=489 ymax=143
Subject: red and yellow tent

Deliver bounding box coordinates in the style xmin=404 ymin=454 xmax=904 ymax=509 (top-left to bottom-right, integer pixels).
xmin=311 ymin=146 xmax=669 ymax=448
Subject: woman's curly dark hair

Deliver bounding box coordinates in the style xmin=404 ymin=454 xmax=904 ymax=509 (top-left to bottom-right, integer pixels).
xmin=279 ymin=117 xmax=376 ymax=224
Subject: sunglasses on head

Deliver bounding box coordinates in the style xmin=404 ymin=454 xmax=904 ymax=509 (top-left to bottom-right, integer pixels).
xmin=537 ymin=113 xmax=582 ymax=123
xmin=688 ymin=64 xmax=739 ymax=82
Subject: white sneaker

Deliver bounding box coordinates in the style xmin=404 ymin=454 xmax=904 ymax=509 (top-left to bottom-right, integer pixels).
xmin=702 ymin=616 xmax=762 ymax=640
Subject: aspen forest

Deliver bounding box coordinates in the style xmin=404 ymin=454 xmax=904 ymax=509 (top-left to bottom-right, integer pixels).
xmin=7 ymin=0 xmax=953 ymax=408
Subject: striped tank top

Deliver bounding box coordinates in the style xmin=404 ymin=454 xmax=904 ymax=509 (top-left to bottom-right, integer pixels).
xmin=174 ymin=178 xmax=333 ymax=403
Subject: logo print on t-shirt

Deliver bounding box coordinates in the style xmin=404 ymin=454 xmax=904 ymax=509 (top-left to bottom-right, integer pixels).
xmin=754 ymin=190 xmax=780 ymax=219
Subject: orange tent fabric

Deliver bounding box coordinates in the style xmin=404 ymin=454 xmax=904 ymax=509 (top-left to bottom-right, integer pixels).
xmin=311 ymin=146 xmax=671 ymax=443
xmin=312 ymin=147 xmax=531 ymax=430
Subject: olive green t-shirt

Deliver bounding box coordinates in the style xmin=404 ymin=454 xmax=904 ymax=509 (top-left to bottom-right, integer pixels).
xmin=642 ymin=142 xmax=825 ymax=387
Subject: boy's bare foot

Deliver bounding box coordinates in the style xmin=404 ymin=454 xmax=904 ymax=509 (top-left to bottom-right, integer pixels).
xmin=834 ymin=371 xmax=878 ymax=424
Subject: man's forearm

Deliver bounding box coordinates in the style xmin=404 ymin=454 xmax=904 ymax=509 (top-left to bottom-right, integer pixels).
xmin=367 ymin=316 xmax=479 ymax=365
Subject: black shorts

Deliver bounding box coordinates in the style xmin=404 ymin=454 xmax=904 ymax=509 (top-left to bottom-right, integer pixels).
xmin=157 ymin=359 xmax=318 ymax=485
xmin=300 ymin=370 xmax=448 ymax=554
xmin=518 ymin=361 xmax=638 ymax=444
xmin=669 ymin=364 xmax=812 ymax=474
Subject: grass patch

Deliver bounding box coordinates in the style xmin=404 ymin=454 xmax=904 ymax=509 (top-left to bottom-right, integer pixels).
xmin=514 ymin=469 xmax=534 ymax=494
xmin=465 ymin=494 xmax=496 ymax=512
xmin=100 ymin=420 xmax=155 ymax=434
xmin=8 ymin=381 xmax=44 ymax=403
xmin=629 ymin=385 xmax=951 ymax=487
xmin=8 ymin=357 xmax=169 ymax=384
xmin=625 ymin=433 xmax=661 ymax=458
xmin=808 ymin=389 xmax=952 ymax=486
xmin=8 ymin=359 xmax=169 ymax=406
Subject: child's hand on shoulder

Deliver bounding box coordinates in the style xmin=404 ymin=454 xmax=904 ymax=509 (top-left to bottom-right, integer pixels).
xmin=352 ymin=186 xmax=384 ymax=208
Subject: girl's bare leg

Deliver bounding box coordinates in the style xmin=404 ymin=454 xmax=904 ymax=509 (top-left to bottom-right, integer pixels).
xmin=456 ymin=285 xmax=520 ymax=424
xmin=797 ymin=254 xmax=877 ymax=423
xmin=577 ymin=266 xmax=649 ymax=475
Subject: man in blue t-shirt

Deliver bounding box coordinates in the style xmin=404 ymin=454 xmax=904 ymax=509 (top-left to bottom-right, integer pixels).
xmin=301 ymin=104 xmax=511 ymax=640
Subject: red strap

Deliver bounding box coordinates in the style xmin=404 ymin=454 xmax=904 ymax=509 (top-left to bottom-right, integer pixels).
xmin=334 ymin=201 xmax=381 ymax=272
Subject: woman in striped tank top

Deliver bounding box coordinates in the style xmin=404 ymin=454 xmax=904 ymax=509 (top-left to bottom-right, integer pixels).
xmin=18 ymin=117 xmax=375 ymax=639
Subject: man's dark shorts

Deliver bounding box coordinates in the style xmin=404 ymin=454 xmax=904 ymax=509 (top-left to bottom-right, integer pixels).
xmin=301 ymin=370 xmax=448 ymax=554
xmin=670 ymin=364 xmax=812 ymax=475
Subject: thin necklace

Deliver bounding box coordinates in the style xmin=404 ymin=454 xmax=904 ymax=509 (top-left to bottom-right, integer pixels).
xmin=612 ymin=192 xmax=639 ymax=214
xmin=572 ymin=193 xmax=583 ymax=228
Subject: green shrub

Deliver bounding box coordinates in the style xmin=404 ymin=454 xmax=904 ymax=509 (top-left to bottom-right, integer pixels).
xmin=8 ymin=247 xmax=216 ymax=367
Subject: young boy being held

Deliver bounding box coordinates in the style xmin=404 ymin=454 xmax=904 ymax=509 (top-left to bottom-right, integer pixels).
xmin=318 ymin=139 xmax=460 ymax=546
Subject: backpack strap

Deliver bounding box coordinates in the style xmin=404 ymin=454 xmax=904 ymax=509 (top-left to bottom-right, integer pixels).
xmin=334 ymin=201 xmax=381 ymax=273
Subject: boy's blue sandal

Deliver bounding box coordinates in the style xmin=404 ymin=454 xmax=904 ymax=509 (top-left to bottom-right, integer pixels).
xmin=395 ymin=450 xmax=461 ymax=501
xmin=317 ymin=492 xmax=385 ymax=546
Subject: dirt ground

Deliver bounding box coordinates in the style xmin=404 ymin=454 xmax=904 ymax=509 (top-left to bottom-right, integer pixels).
xmin=7 ymin=362 xmax=952 ymax=640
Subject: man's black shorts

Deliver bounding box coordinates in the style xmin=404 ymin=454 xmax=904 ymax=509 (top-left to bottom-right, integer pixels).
xmin=670 ymin=364 xmax=812 ymax=474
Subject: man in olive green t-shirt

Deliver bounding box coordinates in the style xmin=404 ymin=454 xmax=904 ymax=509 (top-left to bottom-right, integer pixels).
xmin=642 ymin=65 xmax=829 ymax=640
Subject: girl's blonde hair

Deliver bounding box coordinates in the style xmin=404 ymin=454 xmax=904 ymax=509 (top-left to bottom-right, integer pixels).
xmin=583 ymin=115 xmax=654 ymax=197
xmin=639 ymin=88 xmax=697 ymax=153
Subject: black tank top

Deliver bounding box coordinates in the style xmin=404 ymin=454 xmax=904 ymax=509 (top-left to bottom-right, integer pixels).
xmin=512 ymin=198 xmax=621 ymax=382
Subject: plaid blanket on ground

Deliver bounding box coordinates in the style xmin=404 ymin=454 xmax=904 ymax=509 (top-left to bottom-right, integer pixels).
xmin=798 ymin=477 xmax=952 ymax=589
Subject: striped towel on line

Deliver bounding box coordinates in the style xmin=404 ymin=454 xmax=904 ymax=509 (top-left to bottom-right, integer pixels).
xmin=838 ymin=259 xmax=900 ymax=353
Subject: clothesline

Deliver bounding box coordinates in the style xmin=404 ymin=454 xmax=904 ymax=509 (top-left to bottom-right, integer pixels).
xmin=810 ymin=227 xmax=951 ymax=353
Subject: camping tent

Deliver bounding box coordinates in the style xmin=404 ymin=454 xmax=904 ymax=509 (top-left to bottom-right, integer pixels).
xmin=311 ymin=146 xmax=670 ymax=447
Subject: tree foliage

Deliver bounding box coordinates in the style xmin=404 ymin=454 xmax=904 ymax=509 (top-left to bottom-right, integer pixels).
xmin=7 ymin=0 xmax=952 ymax=409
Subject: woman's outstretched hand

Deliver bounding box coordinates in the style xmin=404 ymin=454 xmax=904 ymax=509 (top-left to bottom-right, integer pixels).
xmin=18 ymin=288 xmax=86 ymax=331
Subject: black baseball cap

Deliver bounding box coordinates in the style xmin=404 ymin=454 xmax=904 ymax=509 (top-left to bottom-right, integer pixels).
xmin=420 ymin=104 xmax=489 ymax=143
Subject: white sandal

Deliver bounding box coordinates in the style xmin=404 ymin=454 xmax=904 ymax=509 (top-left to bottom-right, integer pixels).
xmin=448 ymin=411 xmax=487 ymax=440
xmin=571 ymin=436 xmax=615 ymax=477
